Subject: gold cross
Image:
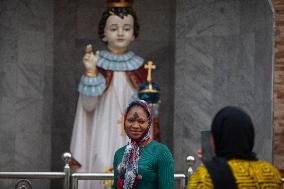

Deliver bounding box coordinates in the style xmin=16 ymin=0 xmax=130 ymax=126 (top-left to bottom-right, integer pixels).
xmin=117 ymin=115 xmax=125 ymax=136
xmin=144 ymin=61 xmax=156 ymax=82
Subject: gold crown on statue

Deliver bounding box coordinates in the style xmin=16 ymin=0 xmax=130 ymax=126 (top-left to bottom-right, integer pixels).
xmin=107 ymin=0 xmax=133 ymax=8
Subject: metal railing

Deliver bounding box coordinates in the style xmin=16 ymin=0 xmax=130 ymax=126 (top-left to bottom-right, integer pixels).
xmin=0 ymin=153 xmax=71 ymax=189
xmin=71 ymin=173 xmax=186 ymax=189
xmin=0 ymin=172 xmax=66 ymax=189
xmin=70 ymin=155 xmax=196 ymax=189
xmin=0 ymin=153 xmax=283 ymax=189
xmin=71 ymin=173 xmax=113 ymax=189
xmin=174 ymin=173 xmax=186 ymax=189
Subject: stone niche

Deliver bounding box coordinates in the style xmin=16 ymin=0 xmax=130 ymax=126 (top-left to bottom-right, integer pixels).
xmin=0 ymin=0 xmax=276 ymax=188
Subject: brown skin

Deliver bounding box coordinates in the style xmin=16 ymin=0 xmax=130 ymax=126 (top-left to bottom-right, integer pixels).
xmin=124 ymin=106 xmax=148 ymax=140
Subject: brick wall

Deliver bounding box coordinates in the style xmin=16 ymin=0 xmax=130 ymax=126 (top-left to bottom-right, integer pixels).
xmin=272 ymin=0 xmax=284 ymax=176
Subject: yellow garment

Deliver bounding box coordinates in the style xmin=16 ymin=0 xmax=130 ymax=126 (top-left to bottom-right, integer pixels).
xmin=188 ymin=159 xmax=283 ymax=189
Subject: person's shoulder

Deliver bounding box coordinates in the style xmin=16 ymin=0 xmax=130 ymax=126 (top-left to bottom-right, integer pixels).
xmin=150 ymin=140 xmax=170 ymax=151
xmin=117 ymin=145 xmax=127 ymax=152
xmin=188 ymin=164 xmax=213 ymax=189
xmin=149 ymin=140 xmax=173 ymax=158
xmin=254 ymin=160 xmax=282 ymax=176
xmin=229 ymin=159 xmax=280 ymax=173
xmin=228 ymin=159 xmax=282 ymax=186
xmin=114 ymin=145 xmax=127 ymax=157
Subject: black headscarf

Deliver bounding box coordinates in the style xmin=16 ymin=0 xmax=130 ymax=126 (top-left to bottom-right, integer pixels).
xmin=203 ymin=106 xmax=257 ymax=189
xmin=211 ymin=106 xmax=257 ymax=160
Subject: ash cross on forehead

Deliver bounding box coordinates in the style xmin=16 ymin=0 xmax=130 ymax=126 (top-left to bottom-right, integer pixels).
xmin=133 ymin=112 xmax=139 ymax=119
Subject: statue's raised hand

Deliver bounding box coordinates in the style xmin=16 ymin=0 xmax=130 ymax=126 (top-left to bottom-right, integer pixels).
xmin=83 ymin=44 xmax=99 ymax=71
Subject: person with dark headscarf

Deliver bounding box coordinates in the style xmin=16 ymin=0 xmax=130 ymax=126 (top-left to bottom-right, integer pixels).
xmin=188 ymin=106 xmax=283 ymax=189
xmin=113 ymin=100 xmax=174 ymax=189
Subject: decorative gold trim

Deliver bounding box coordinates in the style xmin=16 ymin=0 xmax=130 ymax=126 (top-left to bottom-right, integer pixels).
xmin=139 ymin=83 xmax=159 ymax=93
xmin=107 ymin=47 xmax=128 ymax=55
xmin=107 ymin=2 xmax=131 ymax=7
xmin=139 ymin=89 xmax=159 ymax=93
xmin=85 ymin=70 xmax=97 ymax=77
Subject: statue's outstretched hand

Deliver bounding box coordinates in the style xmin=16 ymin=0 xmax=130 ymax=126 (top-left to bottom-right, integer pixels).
xmin=83 ymin=44 xmax=99 ymax=71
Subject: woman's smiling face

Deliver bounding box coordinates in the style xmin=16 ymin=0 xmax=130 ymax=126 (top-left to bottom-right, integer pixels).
xmin=124 ymin=106 xmax=148 ymax=140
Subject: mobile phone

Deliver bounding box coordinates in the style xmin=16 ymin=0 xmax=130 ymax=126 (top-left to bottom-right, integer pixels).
xmin=201 ymin=130 xmax=214 ymax=162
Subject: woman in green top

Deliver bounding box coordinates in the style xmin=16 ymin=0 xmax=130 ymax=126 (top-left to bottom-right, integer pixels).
xmin=113 ymin=100 xmax=174 ymax=189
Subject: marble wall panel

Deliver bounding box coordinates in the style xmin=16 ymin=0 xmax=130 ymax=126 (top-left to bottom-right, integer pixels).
xmin=17 ymin=31 xmax=46 ymax=99
xmin=77 ymin=0 xmax=105 ymax=9
xmin=76 ymin=7 xmax=104 ymax=40
xmin=137 ymin=10 xmax=170 ymax=42
xmin=15 ymin=132 xmax=43 ymax=170
xmin=240 ymin=0 xmax=256 ymax=33
xmin=14 ymin=99 xmax=45 ymax=134
xmin=0 ymin=1 xmax=53 ymax=189
xmin=0 ymin=14 xmax=17 ymax=67
xmin=1 ymin=65 xmax=17 ymax=96
xmin=255 ymin=0 xmax=274 ymax=31
xmin=52 ymin=3 xmax=77 ymax=184
xmin=0 ymin=3 xmax=18 ymax=97
xmin=134 ymin=0 xmax=171 ymax=11
xmin=0 ymin=128 xmax=15 ymax=170
xmin=248 ymin=102 xmax=273 ymax=161
xmin=212 ymin=34 xmax=256 ymax=105
xmin=54 ymin=4 xmax=77 ymax=39
xmin=254 ymin=30 xmax=273 ymax=101
xmin=176 ymin=1 xmax=240 ymax=38
xmin=174 ymin=0 xmax=274 ymax=171
xmin=55 ymin=0 xmax=76 ymax=8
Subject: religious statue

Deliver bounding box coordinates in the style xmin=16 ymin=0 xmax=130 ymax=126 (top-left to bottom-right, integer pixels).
xmin=70 ymin=0 xmax=148 ymax=188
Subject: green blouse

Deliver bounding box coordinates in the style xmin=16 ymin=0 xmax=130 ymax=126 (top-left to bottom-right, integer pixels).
xmin=113 ymin=140 xmax=174 ymax=189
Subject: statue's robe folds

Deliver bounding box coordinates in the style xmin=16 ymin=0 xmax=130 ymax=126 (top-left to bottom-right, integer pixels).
xmin=70 ymin=50 xmax=147 ymax=189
